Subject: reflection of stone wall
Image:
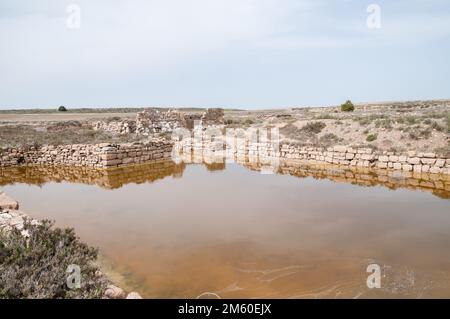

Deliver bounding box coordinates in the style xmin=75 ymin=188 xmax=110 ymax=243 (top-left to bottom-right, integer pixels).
xmin=241 ymin=159 xmax=450 ymax=199
xmin=0 ymin=160 xmax=185 ymax=190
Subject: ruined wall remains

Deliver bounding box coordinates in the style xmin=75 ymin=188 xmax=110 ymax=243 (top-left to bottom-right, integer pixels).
xmin=136 ymin=109 xmax=186 ymax=135
xmin=201 ymin=108 xmax=224 ymax=126
xmin=92 ymin=120 xmax=136 ymax=135
xmin=0 ymin=134 xmax=448 ymax=175
xmin=279 ymin=145 xmax=450 ymax=175
xmin=175 ymin=129 xmax=450 ymax=175
xmin=92 ymin=108 xmax=224 ymax=135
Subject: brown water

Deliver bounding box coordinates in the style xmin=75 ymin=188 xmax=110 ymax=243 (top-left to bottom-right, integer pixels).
xmin=1 ymin=161 xmax=450 ymax=298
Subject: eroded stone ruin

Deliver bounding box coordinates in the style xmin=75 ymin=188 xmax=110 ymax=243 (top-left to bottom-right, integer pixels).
xmin=92 ymin=108 xmax=225 ymax=136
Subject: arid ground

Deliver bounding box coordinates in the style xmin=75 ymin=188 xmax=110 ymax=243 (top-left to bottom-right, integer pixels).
xmin=1 ymin=99 xmax=448 ymax=156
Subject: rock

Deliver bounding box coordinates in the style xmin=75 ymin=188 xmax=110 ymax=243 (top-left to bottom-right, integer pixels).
xmin=0 ymin=193 xmax=19 ymax=210
xmin=126 ymin=292 xmax=143 ymax=299
xmin=104 ymin=285 xmax=126 ymax=299
xmin=389 ymin=155 xmax=399 ymax=162
xmin=435 ymin=159 xmax=446 ymax=167
xmin=402 ymin=164 xmax=413 ymax=171
xmin=407 ymin=157 xmax=421 ymax=165
xmin=421 ymin=158 xmax=436 ymax=165
xmin=429 ymin=167 xmax=442 ymax=174
xmin=333 ymin=146 xmax=347 ymax=153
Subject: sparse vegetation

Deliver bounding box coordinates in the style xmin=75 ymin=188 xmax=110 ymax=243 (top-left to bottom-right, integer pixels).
xmin=0 ymin=220 xmax=108 ymax=298
xmin=340 ymin=100 xmax=355 ymax=112
xmin=58 ymin=106 xmax=67 ymax=112
xmin=301 ymin=122 xmax=326 ymax=134
xmin=0 ymin=123 xmax=142 ymax=149
xmin=366 ymin=134 xmax=377 ymax=142
xmin=319 ymin=133 xmax=342 ymax=147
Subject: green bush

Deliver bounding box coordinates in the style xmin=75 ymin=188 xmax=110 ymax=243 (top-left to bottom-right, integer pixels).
xmin=340 ymin=100 xmax=355 ymax=112
xmin=0 ymin=220 xmax=108 ymax=298
xmin=58 ymin=106 xmax=67 ymax=112
xmin=366 ymin=134 xmax=377 ymax=142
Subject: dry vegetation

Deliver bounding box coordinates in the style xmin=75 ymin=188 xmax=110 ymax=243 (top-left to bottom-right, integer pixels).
xmin=0 ymin=121 xmax=143 ymax=150
xmin=223 ymin=99 xmax=450 ymax=155
xmin=0 ymin=219 xmax=108 ymax=298
xmin=1 ymin=99 xmax=449 ymax=155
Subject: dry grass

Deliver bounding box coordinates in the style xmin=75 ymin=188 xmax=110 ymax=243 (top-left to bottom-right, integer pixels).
xmin=0 ymin=123 xmax=143 ymax=150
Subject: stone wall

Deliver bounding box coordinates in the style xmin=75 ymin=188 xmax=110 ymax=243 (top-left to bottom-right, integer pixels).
xmin=136 ymin=109 xmax=186 ymax=135
xmin=0 ymin=136 xmax=449 ymax=175
xmin=280 ymin=145 xmax=450 ymax=175
xmin=201 ymin=108 xmax=224 ymax=126
xmin=176 ymin=131 xmax=450 ymax=175
xmin=0 ymin=139 xmax=173 ymax=169
xmin=92 ymin=120 xmax=136 ymax=135
xmin=92 ymin=108 xmax=224 ymax=135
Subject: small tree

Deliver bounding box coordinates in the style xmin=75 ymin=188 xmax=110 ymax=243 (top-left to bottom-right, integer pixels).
xmin=340 ymin=100 xmax=354 ymax=112
xmin=58 ymin=106 xmax=67 ymax=112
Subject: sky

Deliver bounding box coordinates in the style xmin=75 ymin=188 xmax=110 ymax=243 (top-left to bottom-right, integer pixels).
xmin=1 ymin=0 xmax=450 ymax=109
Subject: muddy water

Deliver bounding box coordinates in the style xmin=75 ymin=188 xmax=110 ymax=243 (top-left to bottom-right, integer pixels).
xmin=1 ymin=161 xmax=450 ymax=298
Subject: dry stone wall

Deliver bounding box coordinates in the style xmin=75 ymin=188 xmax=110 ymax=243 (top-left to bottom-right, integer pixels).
xmin=280 ymin=145 xmax=450 ymax=175
xmin=177 ymin=131 xmax=450 ymax=175
xmin=0 ymin=139 xmax=173 ymax=169
xmin=0 ymin=136 xmax=449 ymax=175
xmin=92 ymin=108 xmax=224 ymax=135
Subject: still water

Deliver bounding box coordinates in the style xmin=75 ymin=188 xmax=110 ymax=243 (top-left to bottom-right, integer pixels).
xmin=1 ymin=160 xmax=450 ymax=298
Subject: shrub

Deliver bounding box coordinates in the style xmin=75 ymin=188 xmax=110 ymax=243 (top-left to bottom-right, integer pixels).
xmin=58 ymin=106 xmax=67 ymax=112
xmin=431 ymin=121 xmax=444 ymax=132
xmin=375 ymin=119 xmax=393 ymax=130
xmin=319 ymin=133 xmax=341 ymax=146
xmin=447 ymin=114 xmax=450 ymax=133
xmin=340 ymin=100 xmax=355 ymax=112
xmin=280 ymin=124 xmax=302 ymax=138
xmin=405 ymin=116 xmax=417 ymax=125
xmin=366 ymin=134 xmax=377 ymax=142
xmin=301 ymin=121 xmax=326 ymax=134
xmin=0 ymin=220 xmax=108 ymax=298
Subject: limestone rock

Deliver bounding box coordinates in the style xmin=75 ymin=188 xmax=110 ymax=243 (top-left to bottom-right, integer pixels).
xmin=104 ymin=285 xmax=126 ymax=299
xmin=126 ymin=292 xmax=143 ymax=299
xmin=0 ymin=193 xmax=19 ymax=210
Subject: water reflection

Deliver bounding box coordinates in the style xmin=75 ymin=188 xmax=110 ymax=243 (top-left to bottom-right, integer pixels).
xmin=1 ymin=158 xmax=448 ymax=198
xmin=1 ymin=158 xmax=450 ymax=298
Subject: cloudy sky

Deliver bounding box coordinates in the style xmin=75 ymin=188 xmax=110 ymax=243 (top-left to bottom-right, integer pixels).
xmin=1 ymin=0 xmax=449 ymax=109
